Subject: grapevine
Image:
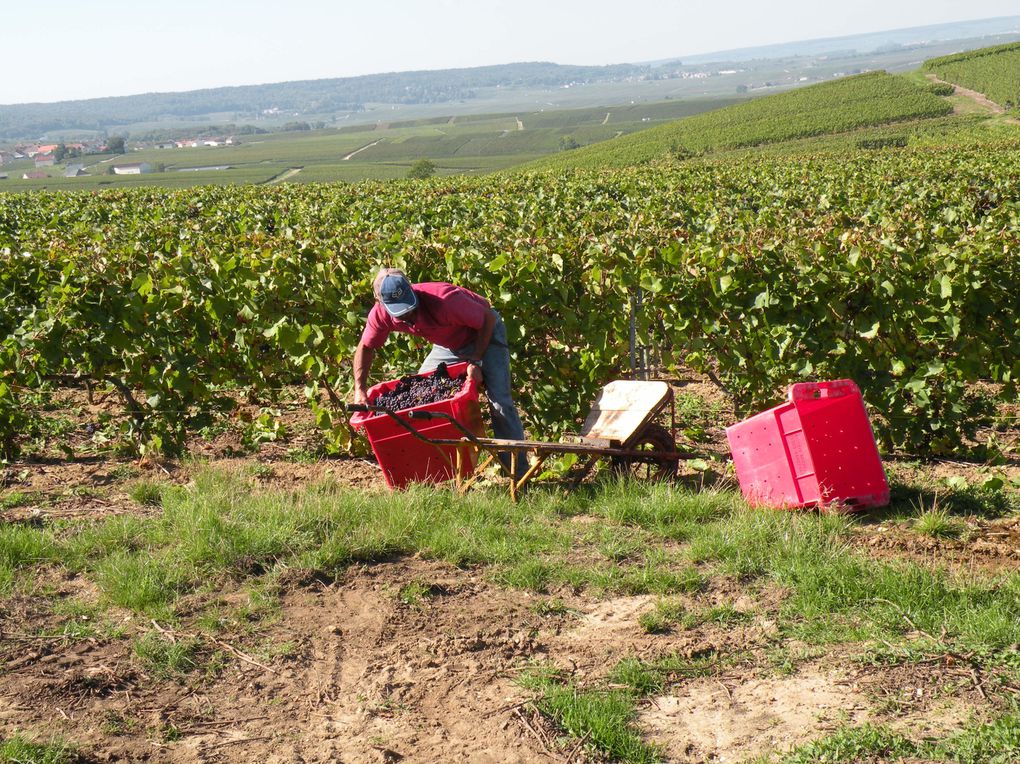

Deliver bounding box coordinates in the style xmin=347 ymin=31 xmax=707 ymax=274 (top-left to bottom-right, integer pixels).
xmin=1 ymin=139 xmax=1018 ymax=458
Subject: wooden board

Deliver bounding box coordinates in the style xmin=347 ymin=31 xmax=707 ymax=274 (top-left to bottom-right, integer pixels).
xmin=580 ymin=381 xmax=671 ymax=445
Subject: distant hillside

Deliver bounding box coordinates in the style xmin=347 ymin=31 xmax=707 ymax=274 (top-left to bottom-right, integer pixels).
xmin=669 ymin=15 xmax=1020 ymax=64
xmin=0 ymin=62 xmax=646 ymax=140
xmin=519 ymin=72 xmax=953 ymax=171
xmin=923 ymin=42 xmax=1020 ymax=108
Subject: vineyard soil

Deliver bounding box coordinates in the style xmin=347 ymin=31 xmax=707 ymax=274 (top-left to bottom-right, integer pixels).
xmin=1 ymin=380 xmax=1017 ymax=763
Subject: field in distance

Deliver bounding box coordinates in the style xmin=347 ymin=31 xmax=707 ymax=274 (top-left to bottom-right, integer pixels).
xmin=0 ymin=97 xmax=742 ymax=192
xmin=923 ymin=41 xmax=1020 ymax=110
xmin=519 ymin=71 xmax=964 ymax=171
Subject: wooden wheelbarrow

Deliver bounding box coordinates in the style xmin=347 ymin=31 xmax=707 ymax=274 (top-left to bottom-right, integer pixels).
xmin=349 ymin=379 xmax=692 ymax=502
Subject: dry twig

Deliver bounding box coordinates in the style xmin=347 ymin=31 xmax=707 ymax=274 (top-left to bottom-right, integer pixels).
xmin=150 ymin=621 xmax=278 ymax=674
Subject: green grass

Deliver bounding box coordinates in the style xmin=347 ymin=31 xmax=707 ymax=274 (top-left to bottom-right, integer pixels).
xmin=519 ymin=668 xmax=660 ymax=763
xmin=3 ymin=472 xmax=1016 ymax=650
xmin=1 ymin=472 xmax=1018 ymax=760
xmin=45 ymin=598 xmax=125 ymax=642
xmin=768 ymin=713 xmax=1020 ymax=763
xmin=607 ymin=651 xmax=731 ymax=696
xmin=0 ymin=733 xmax=77 ymax=764
xmin=687 ymin=509 xmax=1020 ymax=650
xmin=132 ymin=630 xmax=200 ymax=679
xmin=128 ymin=479 xmax=167 ymax=507
xmin=913 ymin=503 xmax=967 ymax=539
xmin=773 ymin=724 xmax=918 ymax=763
xmin=519 ymin=650 xmax=732 ymax=763
xmin=939 ymin=712 xmax=1020 ymax=763
xmin=530 ymin=598 xmax=574 ymax=617
xmin=638 ymin=598 xmax=692 ymax=634
xmin=0 ymin=523 xmax=56 ymax=595
xmin=0 ymin=490 xmax=36 ymax=510
xmin=397 ymin=579 xmax=435 ymax=608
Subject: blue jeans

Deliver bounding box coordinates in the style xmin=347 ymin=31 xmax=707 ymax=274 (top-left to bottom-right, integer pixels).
xmin=418 ymin=313 xmax=527 ymax=479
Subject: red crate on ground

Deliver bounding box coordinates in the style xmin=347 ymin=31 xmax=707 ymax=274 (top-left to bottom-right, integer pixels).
xmin=350 ymin=362 xmax=485 ymax=489
xmin=725 ymin=379 xmax=889 ymax=510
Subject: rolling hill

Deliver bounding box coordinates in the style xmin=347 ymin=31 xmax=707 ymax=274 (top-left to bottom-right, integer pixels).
xmin=0 ymin=62 xmax=646 ymax=141
xmin=518 ymin=72 xmax=955 ymax=171
xmin=923 ymin=42 xmax=1020 ymax=108
xmin=3 ymin=17 xmax=1020 ymax=145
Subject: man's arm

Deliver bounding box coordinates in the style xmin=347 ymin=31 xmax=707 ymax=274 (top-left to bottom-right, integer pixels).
xmin=470 ymin=309 xmax=497 ymax=361
xmin=353 ymin=343 xmax=376 ymax=404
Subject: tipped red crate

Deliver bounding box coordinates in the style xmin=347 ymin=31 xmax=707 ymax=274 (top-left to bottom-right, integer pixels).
xmin=725 ymin=379 xmax=889 ymax=510
xmin=349 ymin=362 xmax=485 ymax=489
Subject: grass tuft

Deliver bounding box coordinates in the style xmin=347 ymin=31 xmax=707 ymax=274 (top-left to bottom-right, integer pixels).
xmin=770 ymin=713 xmax=1020 ymax=763
xmin=397 ymin=580 xmax=435 ymax=609
xmin=530 ymin=598 xmax=573 ymax=617
xmin=913 ymin=502 xmax=967 ymax=539
xmin=128 ymin=479 xmax=167 ymax=507
xmin=775 ymin=724 xmax=917 ymax=763
xmin=638 ymin=598 xmax=692 ymax=634
xmin=520 ymin=668 xmax=660 ymax=763
xmin=936 ymin=712 xmax=1020 ymax=763
xmin=132 ymin=631 xmax=200 ymax=679
xmin=0 ymin=733 xmax=77 ymax=764
xmin=0 ymin=524 xmax=56 ymax=596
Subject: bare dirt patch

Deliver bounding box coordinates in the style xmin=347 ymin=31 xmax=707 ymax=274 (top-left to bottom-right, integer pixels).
xmin=1 ymin=559 xmax=560 ymax=762
xmin=856 ymin=516 xmax=1020 ymax=573
xmin=640 ymin=667 xmax=871 ymax=763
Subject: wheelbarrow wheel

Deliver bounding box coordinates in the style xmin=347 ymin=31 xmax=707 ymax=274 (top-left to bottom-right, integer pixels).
xmin=611 ymin=424 xmax=678 ymax=482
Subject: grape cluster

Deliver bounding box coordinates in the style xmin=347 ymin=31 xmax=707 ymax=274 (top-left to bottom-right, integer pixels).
xmin=372 ymin=363 xmax=467 ymax=412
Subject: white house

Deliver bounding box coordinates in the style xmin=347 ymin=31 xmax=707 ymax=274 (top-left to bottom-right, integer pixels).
xmin=113 ymin=163 xmax=154 ymax=175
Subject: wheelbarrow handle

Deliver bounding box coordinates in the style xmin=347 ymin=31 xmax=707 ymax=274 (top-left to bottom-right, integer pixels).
xmin=407 ymin=410 xmax=483 ymax=443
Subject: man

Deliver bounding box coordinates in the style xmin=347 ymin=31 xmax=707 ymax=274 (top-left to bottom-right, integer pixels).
xmin=353 ymin=268 xmax=527 ymax=478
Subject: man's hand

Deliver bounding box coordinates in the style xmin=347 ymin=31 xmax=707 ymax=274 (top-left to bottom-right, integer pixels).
xmin=353 ymin=388 xmax=368 ymax=405
xmin=467 ymin=363 xmax=484 ymax=384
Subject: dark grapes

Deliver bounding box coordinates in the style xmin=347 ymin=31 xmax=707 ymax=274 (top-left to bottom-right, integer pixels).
xmin=372 ymin=362 xmax=467 ymax=412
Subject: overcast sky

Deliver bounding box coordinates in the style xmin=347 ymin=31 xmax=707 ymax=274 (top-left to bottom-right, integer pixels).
xmin=3 ymin=1 xmax=1018 ymax=104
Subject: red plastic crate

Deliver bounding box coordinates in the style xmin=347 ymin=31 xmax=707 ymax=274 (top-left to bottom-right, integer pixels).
xmin=350 ymin=362 xmax=485 ymax=489
xmin=725 ymin=380 xmax=889 ymax=510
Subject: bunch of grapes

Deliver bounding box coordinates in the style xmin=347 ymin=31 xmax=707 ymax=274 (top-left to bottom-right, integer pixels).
xmin=372 ymin=363 xmax=467 ymax=412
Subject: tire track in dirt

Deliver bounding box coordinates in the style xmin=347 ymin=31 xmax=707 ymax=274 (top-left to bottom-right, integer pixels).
xmin=220 ymin=562 xmax=555 ymax=763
